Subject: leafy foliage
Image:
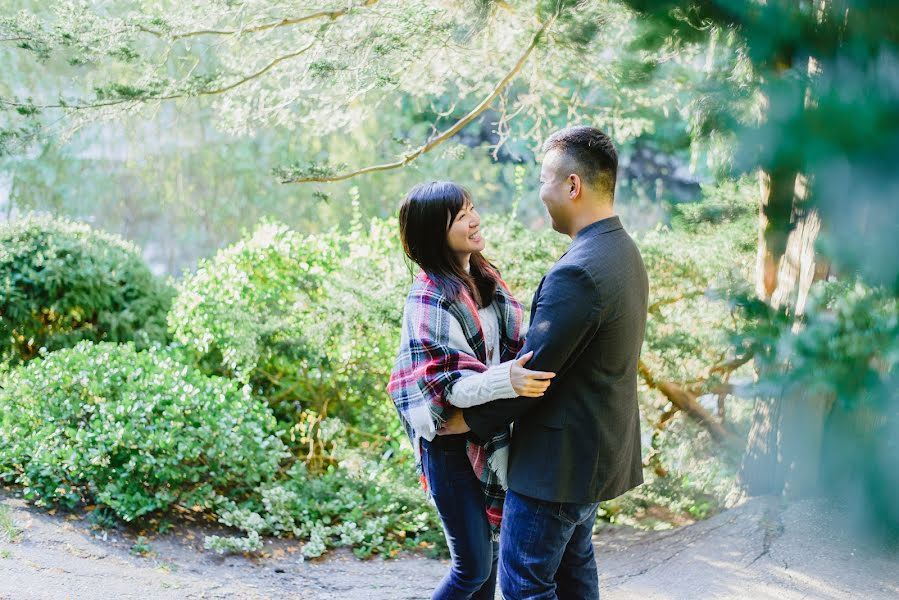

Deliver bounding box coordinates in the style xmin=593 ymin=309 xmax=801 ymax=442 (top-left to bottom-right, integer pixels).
xmin=0 ymin=215 xmax=173 ymax=364
xmin=168 ymin=206 xmax=409 ymax=438
xmin=0 ymin=341 xmax=287 ymax=521
xmin=0 ymin=0 xmax=895 ymax=551
xmin=744 ymin=282 xmax=898 ymax=413
xmin=0 ymin=0 xmax=727 ymax=205
xmin=640 ymin=179 xmax=756 ymax=385
xmin=206 ymin=459 xmax=445 ymax=559
xmin=621 ymin=0 xmax=899 ymax=291
xmin=737 ymin=281 xmax=899 ymax=535
xmin=616 ymin=178 xmax=757 ymax=521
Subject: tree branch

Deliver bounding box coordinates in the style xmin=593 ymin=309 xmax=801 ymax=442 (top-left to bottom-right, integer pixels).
xmin=188 ymin=43 xmax=315 ymax=97
xmin=0 ymin=42 xmax=315 ymax=112
xmin=281 ymin=12 xmax=558 ymax=184
xmin=639 ymin=360 xmax=740 ymax=445
xmin=708 ymin=351 xmax=754 ymax=376
xmin=140 ymin=1 xmax=379 ymax=40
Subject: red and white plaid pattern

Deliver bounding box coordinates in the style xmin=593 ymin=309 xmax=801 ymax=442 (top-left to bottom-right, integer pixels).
xmin=387 ymin=269 xmax=523 ymax=534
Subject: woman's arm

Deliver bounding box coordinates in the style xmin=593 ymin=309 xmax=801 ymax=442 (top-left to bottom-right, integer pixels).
xmin=446 ymin=363 xmax=516 ymax=408
xmin=447 ymin=351 xmax=554 ymax=408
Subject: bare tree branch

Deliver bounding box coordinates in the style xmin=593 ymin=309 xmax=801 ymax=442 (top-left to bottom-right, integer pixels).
xmin=0 ymin=42 xmax=315 ymax=112
xmin=708 ymin=351 xmax=754 ymax=376
xmin=282 ymin=11 xmax=558 ymax=184
xmin=657 ymin=406 xmax=680 ymax=429
xmin=639 ymin=360 xmax=740 ymax=445
xmin=139 ymin=0 xmax=379 ymax=40
xmin=490 ymin=91 xmax=527 ymax=160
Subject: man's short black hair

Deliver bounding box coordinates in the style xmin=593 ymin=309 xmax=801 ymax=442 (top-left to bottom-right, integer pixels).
xmin=542 ymin=126 xmax=618 ymax=197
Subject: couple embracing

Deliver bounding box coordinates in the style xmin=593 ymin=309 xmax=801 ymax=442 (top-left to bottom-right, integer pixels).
xmin=388 ymin=126 xmax=649 ymax=600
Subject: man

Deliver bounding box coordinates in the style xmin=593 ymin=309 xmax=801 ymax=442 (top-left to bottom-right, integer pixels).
xmin=439 ymin=125 xmax=648 ymax=599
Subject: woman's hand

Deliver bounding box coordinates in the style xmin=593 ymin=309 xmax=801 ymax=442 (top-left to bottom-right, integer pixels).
xmin=509 ymin=351 xmax=555 ymax=397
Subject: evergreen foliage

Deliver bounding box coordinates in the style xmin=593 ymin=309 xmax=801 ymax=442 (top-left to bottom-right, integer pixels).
xmin=0 ymin=341 xmax=286 ymax=521
xmin=0 ymin=215 xmax=173 ymax=364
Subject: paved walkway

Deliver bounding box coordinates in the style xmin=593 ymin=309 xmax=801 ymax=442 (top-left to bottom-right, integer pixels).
xmin=2 ymin=492 xmax=897 ymax=599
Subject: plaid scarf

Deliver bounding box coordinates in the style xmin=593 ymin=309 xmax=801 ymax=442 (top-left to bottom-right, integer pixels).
xmin=387 ymin=269 xmax=524 ymax=535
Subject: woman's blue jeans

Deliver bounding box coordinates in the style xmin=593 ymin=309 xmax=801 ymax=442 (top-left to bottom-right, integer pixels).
xmin=421 ymin=435 xmax=498 ymax=600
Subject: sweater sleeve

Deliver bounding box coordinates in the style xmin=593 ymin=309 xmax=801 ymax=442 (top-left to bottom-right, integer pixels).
xmin=463 ymin=264 xmax=599 ymax=440
xmin=446 ymin=362 xmax=516 ymax=408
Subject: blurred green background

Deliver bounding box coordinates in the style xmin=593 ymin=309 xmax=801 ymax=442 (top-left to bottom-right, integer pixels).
xmin=1 ymin=0 xmax=896 ymax=556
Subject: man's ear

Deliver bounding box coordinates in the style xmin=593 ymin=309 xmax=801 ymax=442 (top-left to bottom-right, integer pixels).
xmin=568 ymin=174 xmax=582 ymax=200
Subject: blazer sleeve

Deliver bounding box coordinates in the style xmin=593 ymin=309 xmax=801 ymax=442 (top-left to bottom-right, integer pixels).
xmin=463 ymin=263 xmax=599 ymax=440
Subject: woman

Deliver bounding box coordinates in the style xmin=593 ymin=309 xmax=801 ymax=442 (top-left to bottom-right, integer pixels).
xmin=387 ymin=181 xmax=555 ymax=600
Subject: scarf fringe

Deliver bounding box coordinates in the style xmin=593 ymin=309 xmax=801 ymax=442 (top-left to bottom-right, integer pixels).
xmin=487 ymin=444 xmax=509 ymax=491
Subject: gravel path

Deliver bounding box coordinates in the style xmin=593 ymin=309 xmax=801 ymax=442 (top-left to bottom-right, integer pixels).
xmin=1 ymin=491 xmax=896 ymax=600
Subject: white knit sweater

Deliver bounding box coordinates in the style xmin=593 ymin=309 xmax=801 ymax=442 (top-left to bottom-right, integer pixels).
xmin=445 ymin=303 xmax=518 ymax=407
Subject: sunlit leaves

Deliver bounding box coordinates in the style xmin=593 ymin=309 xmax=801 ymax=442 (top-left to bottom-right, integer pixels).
xmin=0 ymin=341 xmax=287 ymax=521
xmin=0 ymin=215 xmax=173 ymax=365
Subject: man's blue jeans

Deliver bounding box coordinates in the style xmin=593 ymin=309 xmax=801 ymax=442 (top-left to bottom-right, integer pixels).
xmin=499 ymin=489 xmax=601 ymax=600
xmin=421 ymin=435 xmax=498 ymax=600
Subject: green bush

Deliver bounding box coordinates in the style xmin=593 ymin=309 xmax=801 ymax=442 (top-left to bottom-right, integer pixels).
xmin=168 ymin=215 xmax=409 ymax=438
xmin=670 ymin=176 xmax=757 ymax=228
xmin=0 ymin=341 xmax=287 ymax=521
xmin=0 ymin=215 xmax=173 ymax=364
xmin=205 ymin=458 xmax=445 ymax=559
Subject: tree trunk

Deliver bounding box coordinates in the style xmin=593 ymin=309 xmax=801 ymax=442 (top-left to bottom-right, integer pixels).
xmin=742 ymin=176 xmax=833 ymax=497
xmin=740 ymin=47 xmax=833 ymax=497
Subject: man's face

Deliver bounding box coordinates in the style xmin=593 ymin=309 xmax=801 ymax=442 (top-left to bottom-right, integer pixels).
xmin=539 ymin=149 xmax=572 ymax=235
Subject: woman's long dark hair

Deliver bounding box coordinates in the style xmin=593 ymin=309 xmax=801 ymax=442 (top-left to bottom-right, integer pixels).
xmin=399 ymin=181 xmax=499 ymax=307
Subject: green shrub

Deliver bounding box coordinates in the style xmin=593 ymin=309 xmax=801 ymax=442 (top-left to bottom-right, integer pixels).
xmin=0 ymin=341 xmax=287 ymax=521
xmin=168 ymin=216 xmax=409 ymax=438
xmin=0 ymin=215 xmax=173 ymax=364
xmin=205 ymin=458 xmax=445 ymax=559
xmin=671 ymin=176 xmax=757 ymax=228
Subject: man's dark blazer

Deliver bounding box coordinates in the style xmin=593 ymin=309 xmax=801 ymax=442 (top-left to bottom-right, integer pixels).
xmin=464 ymin=215 xmax=648 ymax=504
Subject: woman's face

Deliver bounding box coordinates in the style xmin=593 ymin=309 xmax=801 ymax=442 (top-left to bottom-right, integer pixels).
xmin=446 ymin=198 xmax=484 ymax=263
